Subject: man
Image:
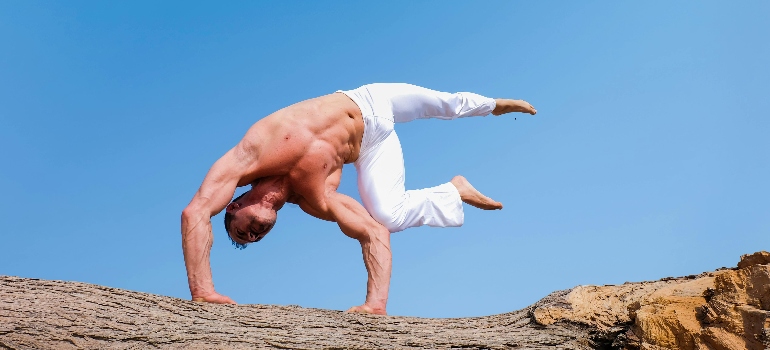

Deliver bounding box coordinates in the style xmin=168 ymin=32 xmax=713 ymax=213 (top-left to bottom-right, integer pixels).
xmin=181 ymin=83 xmax=536 ymax=315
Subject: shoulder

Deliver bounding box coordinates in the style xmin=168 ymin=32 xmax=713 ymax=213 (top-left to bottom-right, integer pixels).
xmin=233 ymin=118 xmax=316 ymax=178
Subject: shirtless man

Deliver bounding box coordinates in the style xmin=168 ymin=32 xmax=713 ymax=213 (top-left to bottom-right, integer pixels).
xmin=181 ymin=83 xmax=536 ymax=315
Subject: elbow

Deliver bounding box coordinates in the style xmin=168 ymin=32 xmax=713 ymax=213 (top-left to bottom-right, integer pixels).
xmin=181 ymin=205 xmax=207 ymax=232
xmin=181 ymin=206 xmax=198 ymax=222
xmin=352 ymin=222 xmax=390 ymax=245
xmin=366 ymin=224 xmax=391 ymax=244
xmin=380 ymin=221 xmax=401 ymax=234
xmin=182 ymin=197 xmax=211 ymax=219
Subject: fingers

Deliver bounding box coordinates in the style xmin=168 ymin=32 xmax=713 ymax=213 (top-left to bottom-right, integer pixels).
xmin=346 ymin=306 xmax=369 ymax=314
xmin=192 ymin=294 xmax=237 ymax=305
xmin=345 ymin=305 xmax=374 ymax=314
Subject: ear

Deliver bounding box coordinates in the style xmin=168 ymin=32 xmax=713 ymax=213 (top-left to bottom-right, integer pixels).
xmin=226 ymin=202 xmax=240 ymax=212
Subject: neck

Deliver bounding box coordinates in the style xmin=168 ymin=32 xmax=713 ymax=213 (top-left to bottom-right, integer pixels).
xmin=251 ymin=176 xmax=292 ymax=209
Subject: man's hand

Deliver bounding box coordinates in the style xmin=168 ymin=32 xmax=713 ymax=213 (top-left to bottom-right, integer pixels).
xmin=307 ymin=186 xmax=393 ymax=317
xmin=346 ymin=304 xmax=386 ymax=315
xmin=492 ymin=99 xmax=537 ymax=116
xmin=182 ymin=145 xmax=253 ymax=307
xmin=192 ymin=292 xmax=237 ymax=305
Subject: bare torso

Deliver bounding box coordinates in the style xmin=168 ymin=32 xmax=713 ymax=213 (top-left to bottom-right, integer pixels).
xmin=235 ymin=92 xmax=363 ymax=207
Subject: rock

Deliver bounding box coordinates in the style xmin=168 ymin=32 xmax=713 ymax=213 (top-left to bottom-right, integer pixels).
xmin=738 ymin=251 xmax=770 ymax=269
xmin=533 ymin=251 xmax=770 ymax=349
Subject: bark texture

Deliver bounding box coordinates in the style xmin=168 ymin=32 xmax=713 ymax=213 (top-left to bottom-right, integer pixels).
xmin=1 ymin=252 xmax=768 ymax=350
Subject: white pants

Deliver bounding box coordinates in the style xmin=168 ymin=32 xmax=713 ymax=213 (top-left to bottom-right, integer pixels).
xmin=339 ymin=83 xmax=496 ymax=233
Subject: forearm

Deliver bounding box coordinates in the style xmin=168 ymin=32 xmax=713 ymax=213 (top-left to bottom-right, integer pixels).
xmin=181 ymin=209 xmax=216 ymax=298
xmin=324 ymin=192 xmax=393 ymax=313
xmin=358 ymin=226 xmax=392 ymax=311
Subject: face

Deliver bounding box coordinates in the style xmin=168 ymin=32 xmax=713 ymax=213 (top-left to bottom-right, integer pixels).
xmin=226 ymin=197 xmax=277 ymax=248
xmin=225 ymin=177 xmax=288 ymax=249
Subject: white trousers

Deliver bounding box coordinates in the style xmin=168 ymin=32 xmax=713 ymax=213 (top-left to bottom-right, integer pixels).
xmin=339 ymin=83 xmax=496 ymax=233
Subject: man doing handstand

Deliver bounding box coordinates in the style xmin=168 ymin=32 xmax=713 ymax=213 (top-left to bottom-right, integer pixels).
xmin=181 ymin=83 xmax=536 ymax=315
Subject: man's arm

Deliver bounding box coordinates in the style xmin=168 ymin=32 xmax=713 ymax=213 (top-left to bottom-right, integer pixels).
xmin=323 ymin=191 xmax=392 ymax=315
xmin=294 ymin=163 xmax=392 ymax=315
xmin=181 ymin=146 xmax=254 ymax=304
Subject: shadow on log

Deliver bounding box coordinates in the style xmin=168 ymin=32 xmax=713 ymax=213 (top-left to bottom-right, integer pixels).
xmin=1 ymin=252 xmax=768 ymax=349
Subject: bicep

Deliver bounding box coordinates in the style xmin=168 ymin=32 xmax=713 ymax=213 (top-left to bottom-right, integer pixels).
xmin=188 ymin=147 xmax=251 ymax=216
xmin=326 ymin=192 xmax=384 ymax=241
xmin=296 ymin=197 xmax=333 ymax=222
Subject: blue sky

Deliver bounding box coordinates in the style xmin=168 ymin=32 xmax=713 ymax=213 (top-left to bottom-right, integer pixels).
xmin=1 ymin=1 xmax=768 ymax=318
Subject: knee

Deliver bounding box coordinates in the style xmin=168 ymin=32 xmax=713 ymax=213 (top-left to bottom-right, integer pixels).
xmin=368 ymin=205 xmax=405 ymax=233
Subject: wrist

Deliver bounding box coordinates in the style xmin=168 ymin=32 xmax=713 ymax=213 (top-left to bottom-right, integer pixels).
xmin=367 ymin=305 xmax=387 ymax=314
xmin=364 ymin=298 xmax=387 ymax=310
xmin=189 ymin=281 xmax=216 ymax=299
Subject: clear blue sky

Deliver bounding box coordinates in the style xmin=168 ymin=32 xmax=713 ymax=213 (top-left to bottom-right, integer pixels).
xmin=1 ymin=1 xmax=768 ymax=318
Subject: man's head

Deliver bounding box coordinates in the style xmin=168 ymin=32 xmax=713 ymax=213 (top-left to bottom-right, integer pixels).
xmin=224 ymin=176 xmax=289 ymax=249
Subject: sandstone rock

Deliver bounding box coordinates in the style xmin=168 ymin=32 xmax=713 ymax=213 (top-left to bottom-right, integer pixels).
xmin=738 ymin=251 xmax=770 ymax=270
xmin=533 ymin=251 xmax=770 ymax=349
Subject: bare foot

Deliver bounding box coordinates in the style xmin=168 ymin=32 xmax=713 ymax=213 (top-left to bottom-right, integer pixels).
xmin=450 ymin=176 xmax=503 ymax=210
xmin=492 ymin=99 xmax=537 ymax=116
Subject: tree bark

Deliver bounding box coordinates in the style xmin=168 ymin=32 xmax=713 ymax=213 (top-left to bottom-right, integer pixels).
xmin=1 ymin=251 xmax=767 ymax=349
xmin=0 ymin=277 xmax=589 ymax=349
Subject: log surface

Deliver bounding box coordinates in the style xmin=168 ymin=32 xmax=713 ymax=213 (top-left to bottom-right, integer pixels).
xmin=0 ymin=276 xmax=589 ymax=349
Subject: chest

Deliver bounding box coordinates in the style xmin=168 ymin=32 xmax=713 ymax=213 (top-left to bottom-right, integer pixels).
xmin=288 ymin=144 xmax=343 ymax=192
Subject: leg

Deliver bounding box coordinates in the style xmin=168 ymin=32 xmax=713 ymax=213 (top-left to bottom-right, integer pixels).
xmin=349 ymin=83 xmax=505 ymax=233
xmin=450 ymin=176 xmax=503 ymax=210
xmin=367 ymin=83 xmax=504 ymax=210
xmin=363 ymin=83 xmax=498 ymax=123
xmin=356 ymin=121 xmax=464 ymax=233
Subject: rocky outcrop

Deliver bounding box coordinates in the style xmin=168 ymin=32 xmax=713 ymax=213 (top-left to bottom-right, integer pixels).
xmin=1 ymin=252 xmax=767 ymax=349
xmin=533 ymin=251 xmax=770 ymax=349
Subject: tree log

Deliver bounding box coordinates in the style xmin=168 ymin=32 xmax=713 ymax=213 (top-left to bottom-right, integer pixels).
xmin=1 ymin=252 xmax=768 ymax=349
